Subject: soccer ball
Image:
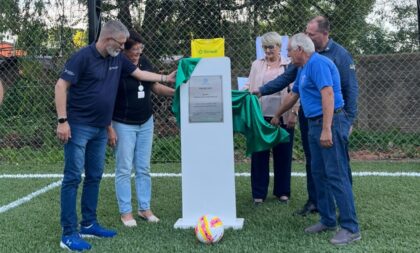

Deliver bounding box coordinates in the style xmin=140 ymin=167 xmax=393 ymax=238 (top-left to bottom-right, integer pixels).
xmin=194 ymin=214 xmax=224 ymax=244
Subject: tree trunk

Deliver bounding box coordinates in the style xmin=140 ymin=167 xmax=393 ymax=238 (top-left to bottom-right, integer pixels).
xmin=117 ymin=0 xmax=133 ymax=29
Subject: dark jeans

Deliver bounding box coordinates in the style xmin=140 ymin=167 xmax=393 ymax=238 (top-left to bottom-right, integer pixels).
xmin=251 ymin=117 xmax=295 ymax=199
xmin=60 ymin=124 xmax=108 ymax=236
xmin=308 ymin=112 xmax=359 ymax=232
xmin=298 ymin=107 xmax=317 ymax=206
xmin=299 ymin=107 xmax=353 ymax=207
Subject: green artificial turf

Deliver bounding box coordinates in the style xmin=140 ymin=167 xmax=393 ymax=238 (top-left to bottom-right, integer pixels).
xmin=0 ymin=163 xmax=419 ymax=252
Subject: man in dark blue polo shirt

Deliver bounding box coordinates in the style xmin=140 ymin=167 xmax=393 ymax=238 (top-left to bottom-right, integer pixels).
xmin=272 ymin=33 xmax=360 ymax=246
xmin=253 ymin=16 xmax=358 ymax=216
xmin=55 ymin=20 xmax=175 ymax=252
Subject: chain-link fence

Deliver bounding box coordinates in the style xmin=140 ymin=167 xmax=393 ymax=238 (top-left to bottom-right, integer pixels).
xmin=0 ymin=0 xmax=419 ymax=167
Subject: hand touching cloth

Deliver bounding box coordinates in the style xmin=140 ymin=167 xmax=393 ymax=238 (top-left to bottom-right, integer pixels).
xmin=232 ymin=90 xmax=289 ymax=156
xmin=171 ymin=58 xmax=289 ymax=156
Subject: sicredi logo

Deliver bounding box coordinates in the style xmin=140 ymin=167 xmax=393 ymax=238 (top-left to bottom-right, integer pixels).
xmin=198 ymin=49 xmax=218 ymax=54
xmin=63 ymin=69 xmax=75 ymax=76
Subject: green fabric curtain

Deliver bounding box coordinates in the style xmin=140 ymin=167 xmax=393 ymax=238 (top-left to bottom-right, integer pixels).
xmin=231 ymin=90 xmax=289 ymax=156
xmin=171 ymin=58 xmax=289 ymax=156
xmin=171 ymin=58 xmax=201 ymax=124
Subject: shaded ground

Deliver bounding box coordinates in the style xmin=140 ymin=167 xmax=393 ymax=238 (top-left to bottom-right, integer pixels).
xmin=350 ymin=147 xmax=420 ymax=160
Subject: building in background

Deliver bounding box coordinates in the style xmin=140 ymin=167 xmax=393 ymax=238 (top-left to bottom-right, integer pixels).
xmin=0 ymin=42 xmax=26 ymax=58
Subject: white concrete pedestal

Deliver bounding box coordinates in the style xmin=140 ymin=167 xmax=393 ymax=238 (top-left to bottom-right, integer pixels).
xmin=174 ymin=57 xmax=244 ymax=229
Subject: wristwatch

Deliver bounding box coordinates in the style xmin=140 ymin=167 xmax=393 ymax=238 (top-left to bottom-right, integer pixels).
xmin=58 ymin=117 xmax=67 ymax=124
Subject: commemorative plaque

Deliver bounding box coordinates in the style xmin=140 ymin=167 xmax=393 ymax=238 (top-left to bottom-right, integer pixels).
xmin=188 ymin=75 xmax=223 ymax=123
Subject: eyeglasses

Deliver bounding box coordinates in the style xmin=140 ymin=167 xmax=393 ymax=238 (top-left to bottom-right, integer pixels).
xmin=110 ymin=37 xmax=126 ymax=47
xmin=262 ymin=45 xmax=276 ymax=50
xmin=126 ymin=45 xmax=144 ymax=54
xmin=130 ymin=44 xmax=144 ymax=53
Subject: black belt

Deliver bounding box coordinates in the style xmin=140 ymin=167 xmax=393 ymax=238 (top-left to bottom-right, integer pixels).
xmin=308 ymin=108 xmax=343 ymax=121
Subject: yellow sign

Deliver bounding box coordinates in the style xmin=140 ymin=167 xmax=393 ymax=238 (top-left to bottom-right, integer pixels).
xmin=191 ymin=38 xmax=225 ymax=58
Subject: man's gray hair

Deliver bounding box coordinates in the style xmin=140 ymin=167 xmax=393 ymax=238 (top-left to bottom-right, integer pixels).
xmin=290 ymin=33 xmax=315 ymax=54
xmin=261 ymin=32 xmax=282 ymax=47
xmin=99 ymin=20 xmax=129 ymax=39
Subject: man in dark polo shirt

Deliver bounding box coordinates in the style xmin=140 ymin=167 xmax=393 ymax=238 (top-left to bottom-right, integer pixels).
xmin=55 ymin=20 xmax=175 ymax=252
xmin=271 ymin=33 xmax=360 ymax=246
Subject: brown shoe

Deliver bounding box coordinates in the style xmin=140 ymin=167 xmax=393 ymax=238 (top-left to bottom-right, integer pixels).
xmin=330 ymin=229 xmax=361 ymax=245
xmin=304 ymin=222 xmax=336 ymax=233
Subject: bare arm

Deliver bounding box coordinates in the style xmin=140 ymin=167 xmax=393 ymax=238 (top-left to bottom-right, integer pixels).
xmin=285 ymin=102 xmax=300 ymax=129
xmin=55 ymin=78 xmax=71 ymax=143
xmin=270 ymin=92 xmax=299 ymax=126
xmin=151 ymin=82 xmax=175 ymax=97
xmin=131 ymin=69 xmax=176 ymax=84
xmin=275 ymin=92 xmax=299 ymax=118
xmin=320 ymin=86 xmax=334 ymax=148
xmin=55 ymin=78 xmax=70 ymax=118
xmin=285 ymin=83 xmax=300 ymax=128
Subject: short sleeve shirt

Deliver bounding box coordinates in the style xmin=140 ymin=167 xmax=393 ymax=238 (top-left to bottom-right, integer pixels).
xmin=292 ymin=52 xmax=344 ymax=118
xmin=60 ymin=43 xmax=137 ymax=127
xmin=113 ymin=56 xmax=155 ymax=125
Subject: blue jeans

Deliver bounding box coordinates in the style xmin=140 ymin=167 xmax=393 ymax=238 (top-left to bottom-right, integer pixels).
xmin=308 ymin=112 xmax=359 ymax=233
xmin=61 ymin=124 xmax=107 ymax=236
xmin=299 ymin=106 xmax=353 ymax=207
xmin=251 ymin=117 xmax=294 ymax=199
xmin=113 ymin=116 xmax=154 ymax=214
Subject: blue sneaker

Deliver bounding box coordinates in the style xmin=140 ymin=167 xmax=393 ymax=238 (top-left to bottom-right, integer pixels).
xmin=60 ymin=233 xmax=92 ymax=252
xmin=79 ymin=223 xmax=117 ymax=238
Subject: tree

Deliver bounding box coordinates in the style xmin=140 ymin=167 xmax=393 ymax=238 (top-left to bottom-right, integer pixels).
xmin=0 ymin=0 xmax=21 ymax=35
xmin=357 ymin=0 xmax=419 ymax=54
xmin=0 ymin=0 xmax=50 ymax=54
xmin=78 ymin=0 xmax=418 ymax=59
xmin=388 ymin=3 xmax=419 ymax=52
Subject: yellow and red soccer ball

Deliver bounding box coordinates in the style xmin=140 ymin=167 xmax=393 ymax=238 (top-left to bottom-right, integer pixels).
xmin=194 ymin=214 xmax=224 ymax=244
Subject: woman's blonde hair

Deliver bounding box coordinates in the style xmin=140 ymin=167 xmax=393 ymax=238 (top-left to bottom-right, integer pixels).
xmin=261 ymin=32 xmax=282 ymax=47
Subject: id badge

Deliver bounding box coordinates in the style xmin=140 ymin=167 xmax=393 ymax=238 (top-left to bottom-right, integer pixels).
xmin=138 ymin=84 xmax=144 ymax=99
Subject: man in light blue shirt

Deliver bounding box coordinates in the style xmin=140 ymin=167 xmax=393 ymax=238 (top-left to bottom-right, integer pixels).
xmin=254 ymin=16 xmax=358 ymax=216
xmin=272 ymin=33 xmax=360 ymax=246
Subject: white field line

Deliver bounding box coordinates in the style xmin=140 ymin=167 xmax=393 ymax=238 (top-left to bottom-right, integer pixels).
xmin=0 ymin=180 xmax=62 ymax=214
xmin=0 ymin=171 xmax=419 ymax=214
xmin=0 ymin=172 xmax=420 ymax=179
